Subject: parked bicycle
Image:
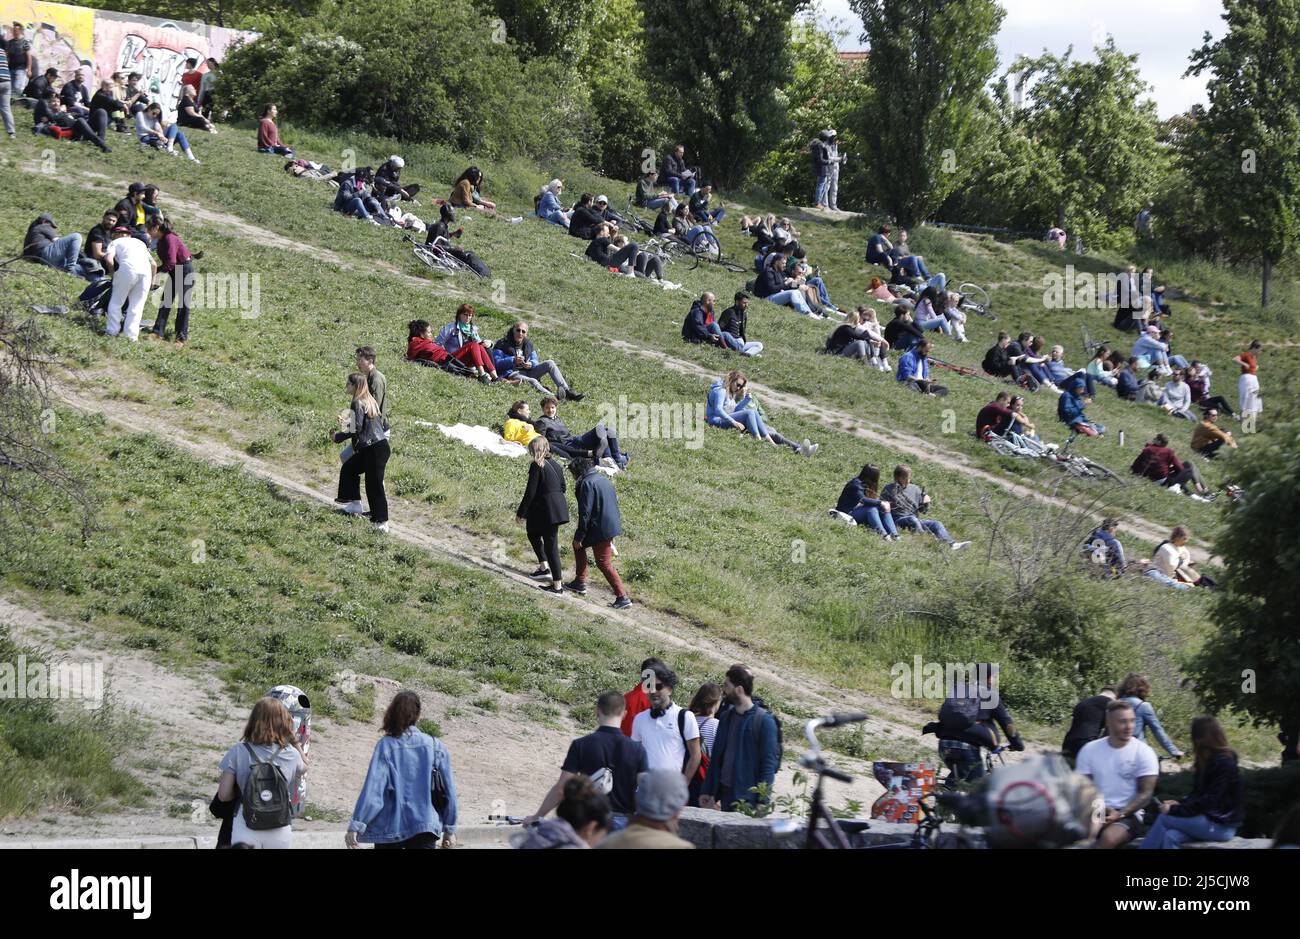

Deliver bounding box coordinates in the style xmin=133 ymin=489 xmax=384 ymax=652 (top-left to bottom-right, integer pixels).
xmin=770 ymin=712 xmax=874 ymax=849
xmin=405 ymin=233 xmax=486 ymax=279
xmin=985 ymin=428 xmax=1124 ymax=483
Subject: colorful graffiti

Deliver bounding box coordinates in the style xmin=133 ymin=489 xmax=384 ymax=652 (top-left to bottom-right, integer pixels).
xmin=0 ymin=1 xmax=253 ymax=119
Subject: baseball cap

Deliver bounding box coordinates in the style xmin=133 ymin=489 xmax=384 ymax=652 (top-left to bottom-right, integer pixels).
xmin=634 ymin=770 xmax=689 ymax=822
xmin=595 ymin=195 xmax=608 ymax=204
xmin=128 ymin=182 xmax=145 ymax=194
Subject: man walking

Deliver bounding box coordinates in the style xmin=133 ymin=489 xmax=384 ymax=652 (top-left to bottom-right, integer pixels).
xmin=565 ymin=458 xmax=631 ymax=609
xmin=630 ymin=664 xmax=701 ymax=784
xmin=6 ymin=22 xmax=31 ymax=100
xmin=699 ymin=665 xmax=780 ymax=813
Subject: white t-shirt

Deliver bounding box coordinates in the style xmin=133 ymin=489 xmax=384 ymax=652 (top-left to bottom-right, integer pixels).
xmin=1153 ymin=542 xmax=1190 ymax=578
xmin=1076 ymin=736 xmax=1159 ymax=810
xmin=108 ymin=235 xmax=152 ymax=276
xmin=631 ymin=703 xmax=699 ymax=773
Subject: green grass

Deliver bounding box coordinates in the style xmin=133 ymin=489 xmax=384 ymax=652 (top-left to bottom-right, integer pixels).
xmin=2 ymin=112 xmax=1295 ymax=766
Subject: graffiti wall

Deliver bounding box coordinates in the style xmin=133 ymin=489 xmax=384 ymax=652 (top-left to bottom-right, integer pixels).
xmin=1 ymin=1 xmax=254 ymax=119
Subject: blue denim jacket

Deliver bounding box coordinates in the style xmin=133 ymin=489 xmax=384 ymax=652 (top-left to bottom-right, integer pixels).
xmin=1123 ymin=696 xmax=1182 ymax=758
xmin=348 ymin=728 xmax=458 ymax=842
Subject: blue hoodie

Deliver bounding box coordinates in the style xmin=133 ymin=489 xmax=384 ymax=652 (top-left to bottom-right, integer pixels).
xmin=707 ymin=379 xmax=733 ymax=424
xmin=896 ymin=347 xmax=929 ymax=382
xmin=1057 ymin=380 xmax=1089 ymax=426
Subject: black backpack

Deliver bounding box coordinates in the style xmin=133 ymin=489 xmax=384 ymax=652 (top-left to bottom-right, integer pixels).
xmin=448 ymin=246 xmax=490 ymax=278
xmin=241 ymin=743 xmax=292 ymax=830
xmin=938 ymin=696 xmax=982 ymax=733
xmin=749 ymin=705 xmax=783 ymax=766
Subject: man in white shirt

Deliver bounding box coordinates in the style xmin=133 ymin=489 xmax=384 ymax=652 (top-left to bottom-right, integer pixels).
xmin=631 ymin=664 xmax=701 ymax=784
xmin=104 ymin=226 xmax=156 ymax=341
xmin=1076 ymin=699 xmax=1159 ymax=848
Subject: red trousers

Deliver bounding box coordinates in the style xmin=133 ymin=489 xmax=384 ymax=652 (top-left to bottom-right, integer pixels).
xmin=574 ymin=539 xmax=626 ymax=597
xmin=452 ymin=343 xmax=494 ymax=372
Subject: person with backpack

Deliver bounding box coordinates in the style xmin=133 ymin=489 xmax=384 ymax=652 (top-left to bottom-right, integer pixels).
xmin=525 ymin=691 xmax=649 ymax=832
xmin=331 ymin=372 xmax=391 ymax=533
xmin=620 ymin=657 xmax=664 ymax=736
xmin=630 ymin=663 xmax=701 ymax=784
xmin=1061 ymin=685 xmax=1118 ymax=764
xmin=1117 ymin=673 xmax=1184 ymax=760
xmin=215 ymin=697 xmax=308 ymax=848
xmin=699 ymin=665 xmax=781 ymax=813
xmin=923 ymin=663 xmax=1024 ymax=789
xmin=517 ymin=436 xmax=569 ymax=593
xmin=1082 ymin=518 xmax=1126 ymax=575
xmin=686 ymin=683 xmax=722 ymax=807
xmin=345 ymin=690 xmax=457 ymax=849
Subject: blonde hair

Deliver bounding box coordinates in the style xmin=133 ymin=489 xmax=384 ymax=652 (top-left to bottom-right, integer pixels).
xmin=842 ymin=308 xmax=862 ymax=326
xmin=348 ymin=372 xmax=379 ymax=418
xmin=528 ymin=435 xmax=550 ymax=467
xmin=725 ymin=369 xmax=748 ymax=398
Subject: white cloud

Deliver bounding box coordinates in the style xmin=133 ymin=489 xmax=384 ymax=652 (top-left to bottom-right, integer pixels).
xmin=811 ymin=0 xmax=1226 ymax=118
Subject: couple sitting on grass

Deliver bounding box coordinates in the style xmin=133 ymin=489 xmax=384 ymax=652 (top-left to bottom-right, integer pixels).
xmin=503 ymin=397 xmax=629 ymax=471
xmin=831 ymin=463 xmax=971 ymax=549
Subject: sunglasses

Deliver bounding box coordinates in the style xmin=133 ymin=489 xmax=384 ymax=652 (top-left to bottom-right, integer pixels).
xmin=515 ymin=328 xmax=527 ymax=334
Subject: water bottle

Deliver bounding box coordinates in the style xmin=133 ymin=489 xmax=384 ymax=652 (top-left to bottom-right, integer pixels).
xmin=1118 ymin=430 xmax=1125 ymax=448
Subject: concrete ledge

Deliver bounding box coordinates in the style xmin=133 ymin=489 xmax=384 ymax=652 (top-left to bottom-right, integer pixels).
xmin=1 ymin=825 xmax=514 ymax=849
xmin=676 ymin=808 xmax=917 ymax=849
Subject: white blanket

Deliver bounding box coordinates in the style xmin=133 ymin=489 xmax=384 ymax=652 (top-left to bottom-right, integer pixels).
xmin=436 ymin=423 xmax=527 ymax=458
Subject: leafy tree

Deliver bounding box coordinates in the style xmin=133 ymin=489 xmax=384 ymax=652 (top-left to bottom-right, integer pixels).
xmin=849 ymin=0 xmax=1003 ymax=227
xmin=999 ymin=41 xmax=1164 ymax=249
xmin=1189 ymin=407 xmax=1300 ymax=764
xmin=476 ymin=0 xmax=597 ymax=61
xmin=747 ymin=19 xmax=873 ymax=208
xmin=1184 ymin=0 xmax=1300 ymax=306
xmin=640 ymin=0 xmax=809 ymax=189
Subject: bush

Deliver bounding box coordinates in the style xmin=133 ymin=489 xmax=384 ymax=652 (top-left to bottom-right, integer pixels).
xmin=1156 ymin=763 xmax=1300 ymax=839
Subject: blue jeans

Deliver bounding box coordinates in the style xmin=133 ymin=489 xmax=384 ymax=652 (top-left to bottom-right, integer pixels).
xmin=40 ymin=234 xmax=97 ymax=280
xmin=850 ymin=503 xmax=898 ymax=536
xmin=1140 ymin=813 xmax=1236 ymax=849
xmin=1025 ymin=362 xmax=1051 ymax=385
xmin=258 ymin=145 xmax=294 ymax=156
xmin=665 ymin=176 xmax=697 ymax=196
xmin=895 ymin=514 xmax=954 ymax=544
xmin=814 ymin=170 xmax=829 ymax=205
xmin=572 ymin=426 xmax=623 ymax=465
xmin=916 ymin=314 xmax=951 ymax=335
xmin=1170 ymin=354 xmax=1189 ymax=369
xmin=1145 ymin=569 xmax=1191 ymax=590
xmin=766 ymin=289 xmax=813 ymax=315
xmin=0 ymin=80 xmax=13 ymax=136
xmin=711 ymin=409 xmax=766 ymax=439
xmin=339 ymin=196 xmax=371 ymax=220
xmin=939 ymin=742 xmax=986 ymax=789
xmin=608 ymin=813 xmax=630 ymax=833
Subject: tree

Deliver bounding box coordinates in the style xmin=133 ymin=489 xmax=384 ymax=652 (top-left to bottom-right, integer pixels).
xmin=1188 ymin=407 xmax=1300 ymax=764
xmin=640 ymin=0 xmax=809 ymax=189
xmin=476 ymin=0 xmax=597 ymax=61
xmin=998 ymin=41 xmax=1164 ymax=250
xmin=1184 ymin=0 xmax=1300 ymax=307
xmin=849 ymin=0 xmax=1003 ymax=227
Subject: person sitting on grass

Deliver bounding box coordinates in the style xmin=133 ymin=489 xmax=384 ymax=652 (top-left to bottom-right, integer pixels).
xmin=1159 ymin=369 xmax=1197 ymax=421
xmin=1146 ymin=525 xmax=1215 ymax=590
xmin=718 ymin=291 xmax=764 ymax=357
xmin=706 ymin=370 xmax=816 ymax=455
xmin=1057 ymin=375 xmax=1105 ymax=437
xmin=896 ymin=340 xmax=948 ymax=396
xmin=1186 ymin=361 xmax=1233 ymax=417
xmin=1130 ymin=433 xmax=1211 ymax=498
xmin=1006 ymin=395 xmax=1039 ymax=441
xmin=504 ymin=400 xmax=543 ymax=446
xmin=787 ymin=247 xmax=838 ymax=312
xmin=23 ymin=213 xmax=98 ymax=280
xmin=135 ymin=101 xmax=199 ymax=162
xmin=1115 ymin=356 xmax=1141 ymax=402
xmin=1044 ymin=345 xmax=1094 ymax=396
xmin=635 ymin=170 xmax=674 ymax=211
xmin=374 ymin=155 xmax=420 ymax=203
xmin=753 ymin=252 xmax=819 ymax=317
xmin=1190 ymin=409 xmax=1237 ymax=459
xmin=532 ymin=396 xmax=627 ymax=469
xmin=493 ymin=321 xmax=583 ymax=400
xmin=177 ymin=86 xmax=215 ymax=134
xmin=565 ymin=457 xmax=632 ymax=609
xmin=569 ymin=193 xmax=606 ymax=240
xmin=405 ymin=319 xmax=451 ymax=367
xmin=975 ymin=391 xmax=1015 ymax=439
xmin=865 ymin=225 xmax=896 ymax=272
xmin=587 ymin=221 xmax=643 ymax=274
xmin=535 ymin=179 xmax=570 ymax=227
xmin=1083 ymin=517 xmax=1127 ymax=574
xmin=425 ymin=203 xmax=463 ymax=245
xmin=832 ymin=463 xmax=899 ymax=540
xmin=33 ymin=89 xmax=113 ymax=153
xmin=1087 ymin=345 xmax=1120 ymax=389
xmin=450 ymin=167 xmax=496 ymax=213
xmin=825 ymin=308 xmax=886 ymax=369
xmin=883 ymin=304 xmax=925 ymax=351
xmin=688 ymin=183 xmax=724 ymax=225
xmin=435 ymin=303 xmax=500 ymax=382
xmin=880 ymin=463 xmax=970 ymax=549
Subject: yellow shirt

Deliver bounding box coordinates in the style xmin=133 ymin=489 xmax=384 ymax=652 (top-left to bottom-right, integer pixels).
xmin=503 ymin=418 xmax=540 ymax=446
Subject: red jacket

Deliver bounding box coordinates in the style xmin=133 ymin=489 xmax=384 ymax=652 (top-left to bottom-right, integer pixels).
xmin=182 ymin=70 xmax=203 ymax=95
xmin=258 ymin=118 xmax=282 ymax=149
xmin=620 ymin=684 xmax=650 ymax=737
xmin=1131 ymin=444 xmax=1183 ymax=481
xmin=407 ymin=335 xmax=449 ymax=364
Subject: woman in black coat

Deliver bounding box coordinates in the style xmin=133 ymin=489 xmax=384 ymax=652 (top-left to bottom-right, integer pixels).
xmin=516 ymin=437 xmax=570 ymax=593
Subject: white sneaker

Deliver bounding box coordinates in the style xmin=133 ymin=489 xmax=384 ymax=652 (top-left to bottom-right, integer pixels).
xmin=1190 ymin=494 xmax=1208 ymax=502
xmin=338 ymin=500 xmax=364 ymax=515
xmin=828 ymin=509 xmax=856 ymax=526
xmin=805 ymin=442 xmax=819 ymax=457
xmin=373 ymin=521 xmax=390 ymax=533
xmin=951 ymin=540 xmax=972 ymax=551
xmin=1168 ymin=484 xmax=1183 ymax=495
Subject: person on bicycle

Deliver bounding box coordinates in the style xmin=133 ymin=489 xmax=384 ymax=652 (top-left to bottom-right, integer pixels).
xmin=923 ymin=664 xmax=1025 ymax=788
xmin=1057 ymin=374 xmax=1104 ymax=437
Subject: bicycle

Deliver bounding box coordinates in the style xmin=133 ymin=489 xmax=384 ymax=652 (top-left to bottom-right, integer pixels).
xmin=1057 ymin=430 xmax=1125 ymax=482
xmin=985 ymin=428 xmax=1124 ymax=484
xmin=955 ymin=282 xmax=997 ymax=321
xmin=405 ymin=233 xmax=484 ymax=279
xmin=770 ymin=712 xmax=874 ymax=849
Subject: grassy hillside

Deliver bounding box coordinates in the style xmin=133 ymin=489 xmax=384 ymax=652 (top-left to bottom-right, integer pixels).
xmin=2 ymin=110 xmax=1295 ymax=814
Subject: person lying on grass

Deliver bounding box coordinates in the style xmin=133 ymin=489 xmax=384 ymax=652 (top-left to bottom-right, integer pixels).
xmin=531 ymin=396 xmax=627 ymax=469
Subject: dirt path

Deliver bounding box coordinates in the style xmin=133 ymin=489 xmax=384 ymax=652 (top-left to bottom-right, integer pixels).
xmin=27 ymin=163 xmax=1199 ymax=559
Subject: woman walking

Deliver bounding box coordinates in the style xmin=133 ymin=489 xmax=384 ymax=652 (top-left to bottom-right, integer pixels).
xmin=147 ymin=217 xmax=197 ymax=344
xmin=214 ymin=697 xmax=308 ymax=849
xmin=345 ymin=690 xmax=458 ymax=849
xmin=331 ymin=373 xmax=391 ymax=532
xmin=517 ymin=437 xmax=569 ymax=594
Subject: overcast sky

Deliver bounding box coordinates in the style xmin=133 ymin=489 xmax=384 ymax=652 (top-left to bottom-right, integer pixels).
xmin=812 ymin=0 xmax=1228 ymax=118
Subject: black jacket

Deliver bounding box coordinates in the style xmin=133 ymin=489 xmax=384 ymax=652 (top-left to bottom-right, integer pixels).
xmin=983 ymin=343 xmax=1013 ymax=376
xmin=33 ymin=98 xmax=73 ymax=128
xmin=23 ymin=218 xmax=59 ymax=258
xmin=884 ymin=317 xmax=923 ymax=349
xmin=495 ymin=329 xmax=535 ymax=363
xmin=1061 ymin=695 xmax=1111 ymax=757
xmin=753 ymin=264 xmax=787 ymax=299
xmin=91 ymin=89 xmax=124 ymax=114
xmin=826 ymin=324 xmax=867 ymax=355
xmin=568 ymin=204 xmax=604 ymax=240
xmin=718 ymin=304 xmax=748 ymax=341
xmin=333 ymin=400 xmax=386 ymax=450
xmin=531 ymin=415 xmax=574 ymax=446
xmin=1169 ymin=754 xmax=1243 ymax=827
xmin=517 ymin=457 xmax=570 ymax=527
xmin=60 ymin=79 xmax=90 ymax=110
xmin=661 ymin=152 xmax=688 ymax=181
xmin=24 ymin=74 xmax=55 ymax=102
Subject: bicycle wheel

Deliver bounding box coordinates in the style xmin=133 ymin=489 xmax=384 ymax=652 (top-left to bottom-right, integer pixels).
xmin=957 ymin=283 xmax=996 ymax=320
xmin=690 ymin=229 xmax=722 ymax=263
xmin=413 ymin=245 xmax=456 ymax=275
